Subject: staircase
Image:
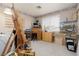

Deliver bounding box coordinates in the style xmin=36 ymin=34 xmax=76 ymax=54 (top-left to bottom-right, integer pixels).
xmin=0 ymin=9 xmax=14 ymax=55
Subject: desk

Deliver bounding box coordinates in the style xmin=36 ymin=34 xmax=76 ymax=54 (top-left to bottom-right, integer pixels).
xmin=32 ymin=28 xmax=42 ymax=40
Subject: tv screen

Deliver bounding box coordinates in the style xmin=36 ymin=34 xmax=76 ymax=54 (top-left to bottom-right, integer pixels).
xmin=33 ymin=23 xmax=38 ymax=25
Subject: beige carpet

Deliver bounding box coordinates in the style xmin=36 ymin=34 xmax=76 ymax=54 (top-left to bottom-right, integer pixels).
xmin=31 ymin=41 xmax=77 ymax=56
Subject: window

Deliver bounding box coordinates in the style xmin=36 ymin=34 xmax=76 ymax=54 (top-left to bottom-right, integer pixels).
xmin=42 ymin=15 xmax=60 ymax=32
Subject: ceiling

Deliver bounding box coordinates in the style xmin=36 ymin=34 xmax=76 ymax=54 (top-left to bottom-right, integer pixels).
xmin=0 ymin=3 xmax=77 ymax=17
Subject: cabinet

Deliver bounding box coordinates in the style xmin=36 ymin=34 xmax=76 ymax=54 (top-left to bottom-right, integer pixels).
xmin=42 ymin=32 xmax=54 ymax=42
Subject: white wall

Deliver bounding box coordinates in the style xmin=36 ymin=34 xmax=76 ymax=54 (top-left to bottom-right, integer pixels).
xmin=37 ymin=8 xmax=76 ymax=32
xmin=22 ymin=14 xmax=35 ymax=30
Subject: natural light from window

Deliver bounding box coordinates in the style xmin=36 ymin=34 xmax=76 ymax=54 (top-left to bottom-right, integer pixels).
xmin=42 ymin=15 xmax=60 ymax=32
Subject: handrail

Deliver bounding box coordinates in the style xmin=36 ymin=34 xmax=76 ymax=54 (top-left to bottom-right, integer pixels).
xmin=1 ymin=30 xmax=15 ymax=56
xmin=7 ymin=34 xmax=16 ymax=54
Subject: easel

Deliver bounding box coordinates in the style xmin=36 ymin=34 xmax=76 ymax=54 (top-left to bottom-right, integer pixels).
xmin=11 ymin=4 xmax=35 ymax=56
